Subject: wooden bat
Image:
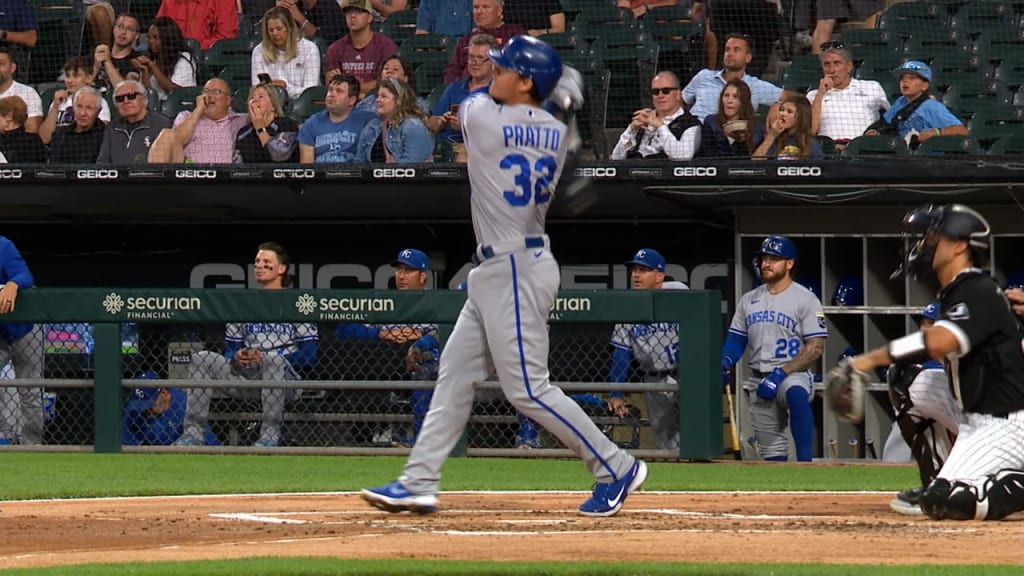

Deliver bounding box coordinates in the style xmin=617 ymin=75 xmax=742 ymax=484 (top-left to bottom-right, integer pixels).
xmin=828 ymin=437 xmax=838 ymax=458
xmin=848 ymin=438 xmax=859 ymax=458
xmin=724 ymin=383 xmax=741 ymax=457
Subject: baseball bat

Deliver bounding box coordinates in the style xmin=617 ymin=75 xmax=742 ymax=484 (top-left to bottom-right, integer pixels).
xmin=848 ymin=438 xmax=859 ymax=458
xmin=747 ymin=435 xmax=759 ymax=458
xmin=865 ymin=437 xmax=877 ymax=459
xmin=724 ymin=383 xmax=741 ymax=456
xmin=828 ymin=437 xmax=838 ymax=459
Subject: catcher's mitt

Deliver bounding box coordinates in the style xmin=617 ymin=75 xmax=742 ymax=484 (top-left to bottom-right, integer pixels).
xmin=825 ymin=358 xmax=868 ymax=423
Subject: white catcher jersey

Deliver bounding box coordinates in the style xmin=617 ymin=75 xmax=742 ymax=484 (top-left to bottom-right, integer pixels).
xmin=610 ymin=282 xmax=688 ymax=374
xmin=729 ymin=282 xmax=827 ymax=372
xmin=226 ymin=322 xmax=319 ymax=356
xmin=459 ymin=93 xmax=569 ymax=246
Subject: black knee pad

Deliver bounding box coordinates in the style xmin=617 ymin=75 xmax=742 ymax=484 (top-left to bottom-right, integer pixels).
xmin=922 ymin=479 xmax=980 ymax=520
xmin=921 ymin=478 xmax=953 ymax=520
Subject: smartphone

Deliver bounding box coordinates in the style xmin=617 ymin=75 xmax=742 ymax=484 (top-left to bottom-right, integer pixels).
xmin=258 ymin=73 xmax=272 ymax=84
xmin=450 ymin=103 xmax=460 ymax=114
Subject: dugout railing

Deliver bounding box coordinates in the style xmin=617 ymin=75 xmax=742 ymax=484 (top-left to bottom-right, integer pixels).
xmin=0 ymin=288 xmax=721 ymax=460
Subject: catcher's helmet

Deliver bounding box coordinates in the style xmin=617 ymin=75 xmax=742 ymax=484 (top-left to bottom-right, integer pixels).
xmin=898 ymin=204 xmax=991 ymax=280
xmin=756 ymin=235 xmax=797 ymax=260
xmin=832 ymin=276 xmax=864 ymax=307
xmin=488 ymin=35 xmax=562 ymax=101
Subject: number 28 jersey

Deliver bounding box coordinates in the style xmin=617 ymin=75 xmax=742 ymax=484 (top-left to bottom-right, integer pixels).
xmin=460 ymin=93 xmax=569 ymax=247
xmin=729 ymin=282 xmax=828 ymax=372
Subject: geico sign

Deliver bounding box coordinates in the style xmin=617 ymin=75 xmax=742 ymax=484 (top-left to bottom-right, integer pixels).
xmin=776 ymin=166 xmax=822 ymax=177
xmin=574 ymin=167 xmax=617 ymax=178
xmin=273 ymin=168 xmax=316 ymax=178
xmin=372 ymin=167 xmax=416 ymax=178
xmin=77 ymin=169 xmax=119 ymax=179
xmin=673 ymin=166 xmax=717 ymax=177
xmin=0 ymin=169 xmax=22 ymax=179
xmin=175 ymin=169 xmax=217 ymax=179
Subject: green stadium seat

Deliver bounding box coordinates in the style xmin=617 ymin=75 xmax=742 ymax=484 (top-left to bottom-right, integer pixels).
xmin=841 ymin=29 xmax=899 ymax=63
xmin=901 ymin=30 xmax=967 ymax=63
xmin=399 ymin=33 xmax=452 ymax=58
xmin=398 ymin=35 xmax=453 ymax=97
xmin=993 ymin=54 xmax=1024 ymax=89
xmin=950 ymin=3 xmax=1017 ymax=39
xmin=817 ymin=136 xmax=838 ymax=159
xmin=646 ymin=5 xmax=693 ymax=23
xmin=782 ymin=66 xmax=822 ymax=94
xmin=538 ymin=32 xmax=582 ymax=59
xmin=969 ymin=117 xmax=1024 ymax=151
xmin=38 ymin=84 xmax=62 ymax=115
xmin=287 ymin=85 xmax=327 ymax=122
xmin=942 ymin=78 xmax=1013 ymax=115
xmin=231 ymin=89 xmax=248 ymax=113
xmin=839 ymin=135 xmax=910 ymax=157
xmin=571 ymin=6 xmax=635 ymax=45
xmin=855 ymin=57 xmax=901 ymax=82
xmin=381 ymin=10 xmax=420 ymax=44
xmin=594 ymin=32 xmax=658 ymax=127
xmin=204 ymin=38 xmax=257 ymax=79
xmin=217 ymin=63 xmax=255 ymax=95
xmin=161 ymin=85 xmax=205 ymax=118
xmin=913 ymin=135 xmax=981 ymax=155
xmin=970 ymin=32 xmax=1024 ymax=62
xmin=878 ymin=2 xmax=950 ymax=37
xmin=986 ymin=134 xmax=1024 ymax=155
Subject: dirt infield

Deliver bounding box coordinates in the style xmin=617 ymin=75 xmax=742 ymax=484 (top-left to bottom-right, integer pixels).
xmin=2 ymin=492 xmax=1022 ymax=569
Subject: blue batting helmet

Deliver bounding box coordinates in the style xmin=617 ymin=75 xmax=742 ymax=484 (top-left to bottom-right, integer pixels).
xmin=756 ymin=235 xmax=797 ymax=260
xmin=832 ymin=276 xmax=864 ymax=307
xmin=797 ymin=277 xmax=822 ymax=301
xmin=488 ymin=35 xmax=562 ymax=101
xmin=913 ymin=302 xmax=940 ymax=322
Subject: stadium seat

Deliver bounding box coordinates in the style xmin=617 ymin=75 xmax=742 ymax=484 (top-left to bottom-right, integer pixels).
xmin=993 ymin=54 xmax=1024 ymax=88
xmin=950 ymin=3 xmax=1017 ymax=40
xmin=817 ymin=136 xmax=838 ymax=159
xmin=970 ymin=120 xmax=1024 ymax=152
xmin=161 ymin=85 xmax=205 ymax=118
xmin=971 ymin=32 xmax=1024 ymax=62
xmin=878 ymin=2 xmax=951 ymax=38
xmin=218 ymin=63 xmax=256 ymax=96
xmin=381 ymin=10 xmax=419 ymax=45
xmin=855 ymin=57 xmax=901 ymax=82
xmin=839 ymin=135 xmax=910 ymax=157
xmin=841 ymin=29 xmax=899 ymax=63
xmin=571 ymin=6 xmax=635 ymax=46
xmin=987 ymin=134 xmax=1024 ymax=155
xmin=127 ymin=0 xmax=162 ymax=33
xmin=900 ymin=30 xmax=967 ymax=63
xmin=594 ymin=32 xmax=658 ymax=128
xmin=648 ymin=20 xmax=703 ymax=82
xmin=399 ymin=35 xmax=452 ymax=98
xmin=538 ymin=32 xmax=582 ymax=59
xmin=645 ymin=5 xmax=693 ymax=23
xmin=782 ymin=66 xmax=822 ymax=93
xmin=942 ymin=78 xmax=1013 ymax=115
xmin=38 ymin=85 xmax=62 ymax=115
xmin=913 ymin=135 xmax=981 ymax=156
xmin=204 ymin=38 xmax=257 ymax=79
xmin=231 ymin=89 xmax=248 ymax=113
xmin=287 ymin=85 xmax=327 ymax=122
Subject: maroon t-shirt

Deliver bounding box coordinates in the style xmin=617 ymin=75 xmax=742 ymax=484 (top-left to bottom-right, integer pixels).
xmin=443 ymin=23 xmax=527 ymax=84
xmin=325 ymin=32 xmax=399 ymax=83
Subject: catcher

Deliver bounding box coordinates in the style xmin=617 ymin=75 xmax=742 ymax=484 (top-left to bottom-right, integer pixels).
xmin=827 ymin=204 xmax=1024 ymax=520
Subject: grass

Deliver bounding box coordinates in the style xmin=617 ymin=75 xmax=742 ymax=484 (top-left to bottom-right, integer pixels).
xmin=0 ymin=453 xmax=920 ymax=500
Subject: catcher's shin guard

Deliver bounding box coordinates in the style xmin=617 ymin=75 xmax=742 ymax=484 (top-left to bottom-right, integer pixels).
xmin=888 ymin=364 xmax=952 ymax=487
xmin=922 ymin=470 xmax=1024 ymax=520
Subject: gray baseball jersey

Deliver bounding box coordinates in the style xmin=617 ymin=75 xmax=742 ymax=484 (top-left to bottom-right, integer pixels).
xmin=227 ymin=322 xmax=319 ymax=354
xmin=611 ymin=281 xmax=688 ymax=374
xmin=729 ymin=283 xmax=827 ymax=372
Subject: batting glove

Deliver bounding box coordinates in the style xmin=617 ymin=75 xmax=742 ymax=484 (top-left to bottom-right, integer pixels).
xmin=543 ymin=65 xmax=584 ymax=115
xmin=721 ymin=358 xmax=733 ymax=385
xmin=756 ymin=367 xmax=787 ymax=401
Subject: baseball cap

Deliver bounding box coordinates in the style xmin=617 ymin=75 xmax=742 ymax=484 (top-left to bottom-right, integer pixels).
xmin=625 ymin=248 xmax=665 ymax=272
xmin=340 ymin=0 xmax=372 ymax=12
xmin=393 ymin=248 xmax=428 ymax=271
xmin=893 ymin=60 xmax=932 ymax=82
xmin=913 ymin=302 xmax=940 ymax=321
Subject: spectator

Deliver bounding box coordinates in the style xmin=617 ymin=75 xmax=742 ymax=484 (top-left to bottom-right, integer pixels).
xmin=612 ymin=71 xmax=701 ymax=160
xmin=235 ymin=83 xmax=299 ymax=163
xmin=416 ymin=0 xmax=473 ymax=38
xmin=148 ymin=78 xmax=248 ymax=163
xmin=335 ymin=248 xmax=437 ymax=446
xmin=0 ymin=236 xmax=43 ymax=446
xmin=616 ymin=0 xmax=678 ymax=19
xmin=700 ymin=79 xmax=762 ymax=158
xmin=122 ymin=375 xmax=219 ymax=446
xmin=276 ymin=0 xmax=349 ymax=44
xmin=324 ymin=0 xmax=399 ymax=95
xmin=0 ymin=96 xmax=45 ymax=163
xmin=370 ymin=0 xmax=409 ymax=25
xmin=174 ymin=242 xmax=318 ymax=448
xmin=135 ymin=17 xmax=198 ymax=103
xmin=298 ymin=73 xmax=375 ymax=163
xmin=356 ymin=76 xmax=434 ymax=163
xmin=355 ymin=55 xmax=427 ymax=114
xmin=504 ymin=0 xmax=565 ymax=37
xmin=753 ymin=94 xmax=823 ymax=159
xmin=39 ymin=56 xmax=112 ymax=145
xmin=49 ymin=87 xmax=107 ymax=164
xmin=0 ymin=0 xmax=37 ymax=49
xmin=0 ymin=48 xmax=42 ymax=133
xmin=97 ymin=80 xmax=172 ymax=164
xmin=866 ymin=61 xmax=967 ymax=145
xmin=251 ymin=6 xmax=321 ymax=101
xmin=807 ymin=43 xmax=888 ymax=147
xmin=427 ymin=34 xmax=496 ymax=161
xmin=682 ymin=33 xmax=789 ymax=121
xmin=93 ymin=12 xmax=143 ymax=90
xmin=443 ymin=0 xmax=526 ymax=84
xmin=707 ymin=3 xmax=780 ymax=78
xmin=157 ymin=0 xmax=239 ymax=51
xmin=812 ymin=0 xmax=882 ymax=56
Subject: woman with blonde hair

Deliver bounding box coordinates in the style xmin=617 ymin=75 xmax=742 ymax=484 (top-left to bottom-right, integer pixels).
xmin=251 ymin=6 xmax=321 ymax=100
xmin=753 ymin=95 xmax=823 ymax=160
xmin=356 ymin=76 xmax=433 ymax=163
xmin=234 ymin=83 xmax=299 ymax=163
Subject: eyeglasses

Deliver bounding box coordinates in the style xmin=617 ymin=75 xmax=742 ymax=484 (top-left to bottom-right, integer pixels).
xmin=203 ymin=88 xmax=229 ymax=96
xmin=650 ymin=87 xmax=679 ymax=96
xmin=819 ymin=41 xmax=847 ymax=51
xmin=114 ymin=92 xmax=142 ymax=103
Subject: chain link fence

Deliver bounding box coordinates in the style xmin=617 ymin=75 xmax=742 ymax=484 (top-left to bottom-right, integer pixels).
xmin=2 ymin=319 xmax=683 ymax=454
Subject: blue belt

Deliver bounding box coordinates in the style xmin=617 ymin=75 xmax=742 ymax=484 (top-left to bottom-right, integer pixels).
xmin=477 ymin=237 xmax=545 ymax=261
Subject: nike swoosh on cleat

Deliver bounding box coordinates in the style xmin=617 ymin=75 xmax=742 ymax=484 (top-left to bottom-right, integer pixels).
xmin=606 ymin=484 xmax=627 ymax=509
xmin=534 ymin=250 xmax=544 ymax=257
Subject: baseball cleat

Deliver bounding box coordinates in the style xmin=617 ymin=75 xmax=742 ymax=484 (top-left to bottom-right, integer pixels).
xmin=361 ymin=480 xmax=439 ymax=514
xmin=890 ymin=486 xmax=924 ymax=516
xmin=171 ymin=434 xmax=204 ymax=447
xmin=578 ymin=459 xmax=648 ymax=517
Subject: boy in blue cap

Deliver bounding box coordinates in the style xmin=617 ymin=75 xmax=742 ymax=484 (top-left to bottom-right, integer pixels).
xmin=869 ymin=61 xmax=967 ymax=145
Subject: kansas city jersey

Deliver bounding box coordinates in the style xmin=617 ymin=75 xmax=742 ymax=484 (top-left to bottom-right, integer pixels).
xmin=729 ymin=282 xmax=827 ymax=372
xmin=226 ymin=322 xmax=319 ymax=355
xmin=611 ymin=281 xmax=688 ymax=374
xmin=460 ymin=93 xmax=569 ymax=246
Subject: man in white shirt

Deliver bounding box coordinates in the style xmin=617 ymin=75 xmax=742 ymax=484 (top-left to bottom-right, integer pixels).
xmin=0 ymin=47 xmax=41 ymax=133
xmin=612 ymin=71 xmax=700 ymax=160
xmin=806 ymin=43 xmax=889 ymax=146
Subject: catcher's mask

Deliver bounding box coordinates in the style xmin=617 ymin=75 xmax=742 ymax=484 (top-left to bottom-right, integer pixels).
xmin=892 ymin=204 xmax=990 ymax=282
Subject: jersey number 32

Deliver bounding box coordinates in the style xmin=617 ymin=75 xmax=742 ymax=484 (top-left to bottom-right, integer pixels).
xmin=501 ymin=153 xmax=557 ymax=206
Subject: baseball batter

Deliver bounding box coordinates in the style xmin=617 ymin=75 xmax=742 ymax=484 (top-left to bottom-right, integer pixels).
xmin=0 ymin=235 xmax=45 ymax=446
xmin=608 ymin=248 xmax=688 ymax=451
xmin=841 ymin=204 xmax=1024 ymax=520
xmin=174 ymin=242 xmax=319 ymax=447
xmin=721 ymin=236 xmax=827 ymax=462
xmin=362 ymin=36 xmax=647 ymax=517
